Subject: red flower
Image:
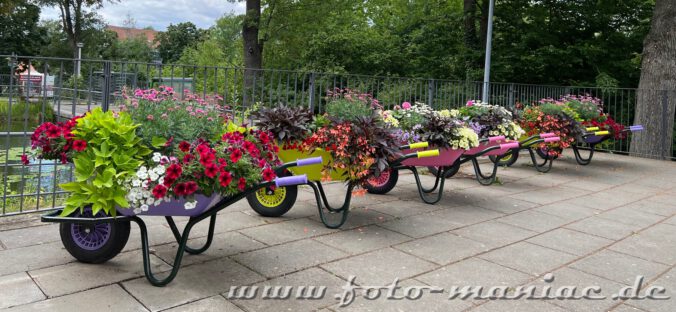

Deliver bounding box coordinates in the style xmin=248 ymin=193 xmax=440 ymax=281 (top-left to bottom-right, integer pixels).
xmin=183 ymin=154 xmax=194 ymax=163
xmin=164 ymin=136 xmax=174 ymax=147
xmin=60 ymin=153 xmax=68 ymax=164
xmin=163 ymin=176 xmax=176 ymax=187
xmin=174 ymin=183 xmax=187 ymax=196
xmin=72 ymin=140 xmax=87 ymax=151
xmin=262 ymin=168 xmax=276 ymax=182
xmin=178 ymin=141 xmax=191 ymax=152
xmin=166 ymin=163 xmax=183 ymax=179
xmin=238 ymin=177 xmax=247 ymax=191
xmin=45 ymin=124 xmax=61 ymax=138
xmin=259 ymin=131 xmax=270 ymax=144
xmin=196 ymin=143 xmax=210 ymax=154
xmin=243 ymin=141 xmax=255 ymax=153
xmin=185 ymin=181 xmax=198 ymax=195
xmin=219 ymin=171 xmax=233 ymax=187
xmin=199 ymin=152 xmax=216 ymax=166
xmin=152 ymin=184 xmax=168 ymax=199
xmin=230 ymin=149 xmax=243 ymax=163
xmin=21 ymin=154 xmax=29 ymax=165
xmin=258 ymin=158 xmax=267 ymax=168
xmin=204 ymin=163 xmax=218 ymax=178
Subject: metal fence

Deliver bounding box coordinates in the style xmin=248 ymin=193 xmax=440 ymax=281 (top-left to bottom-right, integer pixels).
xmin=1 ymin=55 xmax=675 ymax=216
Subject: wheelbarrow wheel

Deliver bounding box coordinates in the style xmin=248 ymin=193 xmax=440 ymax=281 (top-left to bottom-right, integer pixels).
xmin=489 ymin=150 xmax=519 ymax=167
xmin=246 ymin=182 xmax=298 ymax=217
xmin=60 ymin=209 xmax=130 ymax=264
xmin=427 ymin=161 xmax=460 ymax=179
xmin=365 ymin=168 xmax=398 ymax=194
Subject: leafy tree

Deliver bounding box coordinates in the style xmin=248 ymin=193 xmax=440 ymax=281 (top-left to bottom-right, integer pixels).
xmin=154 ymin=22 xmax=205 ymax=63
xmin=35 ymin=0 xmax=119 ymax=59
xmin=0 ymin=1 xmax=46 ymax=56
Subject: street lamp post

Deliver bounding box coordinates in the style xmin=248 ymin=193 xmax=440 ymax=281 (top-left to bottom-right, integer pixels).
xmin=482 ymin=0 xmax=495 ymax=103
xmin=76 ymin=42 xmax=84 ymax=78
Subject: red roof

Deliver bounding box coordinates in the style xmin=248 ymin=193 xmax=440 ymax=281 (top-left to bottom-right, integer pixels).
xmin=106 ymin=25 xmax=159 ymax=47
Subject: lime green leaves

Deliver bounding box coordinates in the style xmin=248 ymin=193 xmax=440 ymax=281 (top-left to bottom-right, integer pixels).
xmin=59 ymin=108 xmax=150 ymax=216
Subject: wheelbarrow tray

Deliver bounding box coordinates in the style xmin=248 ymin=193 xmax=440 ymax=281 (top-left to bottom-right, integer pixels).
xmin=117 ymin=194 xmax=223 ymax=217
xmin=400 ymin=147 xmax=464 ymax=167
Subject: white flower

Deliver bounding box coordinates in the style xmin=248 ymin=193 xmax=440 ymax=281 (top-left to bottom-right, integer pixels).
xmin=146 ymin=198 xmax=155 ymax=205
xmin=158 ymin=177 xmax=164 ymax=185
xmin=152 ymin=152 xmax=162 ymax=163
xmin=133 ymin=208 xmax=142 ymax=214
xmin=148 ymin=172 xmax=159 ymax=182
xmin=139 ymin=166 xmax=147 ymax=173
xmin=140 ymin=204 xmax=149 ymax=211
xmin=136 ymin=171 xmax=148 ymax=180
xmin=155 ymin=199 xmax=163 ymax=206
xmin=153 ymin=165 xmax=165 ymax=175
xmin=132 ymin=179 xmax=141 ymax=187
xmin=184 ymin=201 xmax=197 ymax=210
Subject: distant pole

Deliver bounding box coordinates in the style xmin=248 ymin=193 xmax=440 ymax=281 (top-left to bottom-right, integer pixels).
xmin=482 ymin=0 xmax=495 ymax=103
xmin=76 ymin=42 xmax=83 ymax=78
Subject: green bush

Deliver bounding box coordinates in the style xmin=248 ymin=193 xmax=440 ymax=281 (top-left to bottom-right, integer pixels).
xmin=0 ymin=97 xmax=55 ymax=124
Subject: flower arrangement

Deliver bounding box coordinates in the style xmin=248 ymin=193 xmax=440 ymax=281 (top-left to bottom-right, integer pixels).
xmin=458 ymin=100 xmax=525 ymax=140
xmin=27 ymin=86 xmax=280 ymax=216
xmin=251 ymin=105 xmax=315 ymax=149
xmin=123 ymin=124 xmax=280 ymax=213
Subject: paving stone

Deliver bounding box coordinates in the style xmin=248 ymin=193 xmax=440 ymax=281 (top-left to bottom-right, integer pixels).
xmin=230 ymin=268 xmax=345 ymax=312
xmin=163 ymin=296 xmax=244 ymax=312
xmin=613 ymin=304 xmax=650 ymax=312
xmin=309 ymin=207 xmax=393 ymax=230
xmin=470 ymin=299 xmax=569 ymax=312
xmin=526 ymin=228 xmax=613 ymax=256
xmin=232 ymin=239 xmax=348 ymax=278
xmin=330 ymin=278 xmax=473 ymax=312
xmin=509 ymin=185 xmax=590 ymax=205
xmin=452 ymin=220 xmax=538 ymax=247
xmin=570 ymin=249 xmax=669 ymax=286
xmin=367 ymin=199 xmax=442 ymax=218
xmin=0 ymin=241 xmax=73 ymax=276
xmin=238 ymin=218 xmax=337 ymax=245
xmin=30 ymin=249 xmax=169 ymax=297
xmin=526 ymin=267 xmax=629 ymax=312
xmin=479 ymin=242 xmax=577 ymax=276
xmin=314 ymin=225 xmax=410 ymax=254
xmin=394 ymin=232 xmax=491 ymax=265
xmin=320 ymin=248 xmax=436 ymax=286
xmin=496 ymin=210 xmax=570 ymax=233
xmin=469 ymin=195 xmax=539 ymax=214
xmin=0 ymin=272 xmax=46 ymax=309
xmin=565 ymin=216 xmax=643 ymax=240
xmin=565 ymin=179 xmax=615 ymax=192
xmin=378 ymin=210 xmax=466 ymax=238
xmin=416 ymin=257 xmax=531 ymax=294
xmin=153 ymin=231 xmax=266 ymax=266
xmin=596 ymin=206 xmax=666 ymax=228
xmin=3 ymin=285 xmax=146 ymax=312
xmin=626 ymin=266 xmax=676 ymax=312
xmin=623 ymin=199 xmax=676 ymax=217
xmin=666 ymin=216 xmax=676 ymax=226
xmin=122 ymin=257 xmax=265 ymax=311
xmin=610 ymin=223 xmax=676 ymax=265
xmin=173 ymin=211 xmax=270 ymax=237
xmin=565 ymin=192 xmax=641 ymax=211
xmin=124 ymin=223 xmax=188 ymax=252
xmin=534 ymin=201 xmax=601 ymax=221
xmin=0 ymin=224 xmax=59 ymax=249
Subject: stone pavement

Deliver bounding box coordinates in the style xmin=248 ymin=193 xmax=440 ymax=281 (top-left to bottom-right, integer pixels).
xmin=0 ymin=150 xmax=675 ymax=311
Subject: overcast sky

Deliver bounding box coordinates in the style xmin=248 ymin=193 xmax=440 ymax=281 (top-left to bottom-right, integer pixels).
xmin=40 ymin=0 xmax=247 ymax=31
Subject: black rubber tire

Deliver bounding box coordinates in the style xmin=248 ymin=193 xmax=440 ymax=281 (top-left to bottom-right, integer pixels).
xmin=365 ymin=169 xmax=399 ymax=195
xmin=535 ymin=146 xmax=560 ymax=160
xmin=489 ymin=150 xmax=519 ymax=167
xmin=246 ymin=183 xmax=298 ymax=217
xmin=60 ymin=219 xmax=130 ymax=264
xmin=427 ymin=162 xmax=460 ymax=179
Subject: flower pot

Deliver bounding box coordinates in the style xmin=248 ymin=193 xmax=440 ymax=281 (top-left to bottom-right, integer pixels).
xmin=117 ymin=194 xmax=223 ymax=217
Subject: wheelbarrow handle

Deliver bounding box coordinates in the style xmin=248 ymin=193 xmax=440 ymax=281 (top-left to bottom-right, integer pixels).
xmin=417 ymin=149 xmax=440 ymax=158
xmin=629 ymin=125 xmax=643 ymax=132
xmin=480 ymin=135 xmax=506 ymax=144
xmin=586 ymin=126 xmax=600 ymax=131
xmin=544 ymin=137 xmax=561 ymax=143
xmin=296 ymin=156 xmax=323 ymax=167
xmin=276 ymin=174 xmax=308 ymax=187
xmin=399 ymin=141 xmax=429 ymax=150
xmin=500 ymin=142 xmax=520 ymax=150
xmin=540 ymin=132 xmax=556 ymax=138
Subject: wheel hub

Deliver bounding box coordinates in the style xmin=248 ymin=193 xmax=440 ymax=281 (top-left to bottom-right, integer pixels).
xmin=255 ymin=186 xmax=287 ymax=208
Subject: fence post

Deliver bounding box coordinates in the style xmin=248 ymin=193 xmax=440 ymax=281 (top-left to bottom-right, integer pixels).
xmin=308 ymin=72 xmax=316 ymax=112
xmin=427 ymin=79 xmax=435 ymax=108
xmin=101 ymin=61 xmax=112 ymax=112
xmin=661 ymin=90 xmax=669 ymax=160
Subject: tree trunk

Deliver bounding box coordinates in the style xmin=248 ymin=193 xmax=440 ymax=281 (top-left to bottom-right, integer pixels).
xmin=242 ymin=0 xmax=263 ymax=108
xmin=630 ymin=0 xmax=676 ymax=159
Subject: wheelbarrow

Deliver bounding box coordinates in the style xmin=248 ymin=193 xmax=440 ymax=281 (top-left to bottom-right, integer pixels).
xmin=488 ymin=133 xmax=562 ymax=173
xmin=41 ymin=160 xmax=317 ymax=287
xmin=571 ymin=125 xmax=643 ymax=165
xmin=365 ymin=137 xmax=520 ymax=204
